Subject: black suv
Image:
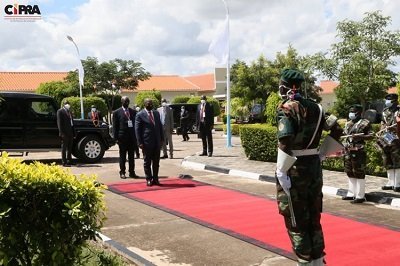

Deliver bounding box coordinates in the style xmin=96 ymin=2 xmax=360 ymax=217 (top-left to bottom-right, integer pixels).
xmin=168 ymin=103 xmax=199 ymax=133
xmin=0 ymin=92 xmax=115 ymax=163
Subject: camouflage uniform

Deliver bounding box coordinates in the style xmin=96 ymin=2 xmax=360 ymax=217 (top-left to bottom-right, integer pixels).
xmin=342 ymin=116 xmax=371 ymax=202
xmin=378 ymin=97 xmax=400 ymax=191
xmin=343 ymin=118 xmax=371 ymax=178
xmin=276 ymin=97 xmax=327 ymax=264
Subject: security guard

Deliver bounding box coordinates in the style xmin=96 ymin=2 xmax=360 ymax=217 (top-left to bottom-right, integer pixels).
xmin=342 ymin=104 xmax=373 ymax=203
xmin=275 ymin=68 xmax=342 ymax=266
xmin=378 ymin=93 xmax=400 ymax=192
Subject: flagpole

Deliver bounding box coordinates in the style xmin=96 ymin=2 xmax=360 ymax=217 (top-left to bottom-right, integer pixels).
xmin=222 ymin=0 xmax=232 ymax=148
xmin=67 ymin=35 xmax=84 ymax=119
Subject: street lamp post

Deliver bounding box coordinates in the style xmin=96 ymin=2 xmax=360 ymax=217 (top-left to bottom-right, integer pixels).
xmin=67 ymin=35 xmax=84 ymax=119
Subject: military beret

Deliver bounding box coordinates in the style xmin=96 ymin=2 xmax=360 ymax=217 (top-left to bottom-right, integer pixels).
xmin=349 ymin=104 xmax=362 ymax=112
xmin=280 ymin=68 xmax=305 ymax=85
xmin=385 ymin=93 xmax=398 ymax=101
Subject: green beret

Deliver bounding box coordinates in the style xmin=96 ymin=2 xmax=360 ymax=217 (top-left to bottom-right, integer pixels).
xmin=385 ymin=93 xmax=398 ymax=101
xmin=349 ymin=104 xmax=362 ymax=112
xmin=280 ymin=68 xmax=305 ymax=86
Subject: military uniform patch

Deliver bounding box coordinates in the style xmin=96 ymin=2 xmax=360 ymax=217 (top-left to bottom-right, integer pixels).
xmin=278 ymin=121 xmax=285 ymax=131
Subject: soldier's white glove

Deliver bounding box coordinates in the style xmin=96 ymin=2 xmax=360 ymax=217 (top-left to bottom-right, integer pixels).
xmin=276 ymin=169 xmax=291 ymax=194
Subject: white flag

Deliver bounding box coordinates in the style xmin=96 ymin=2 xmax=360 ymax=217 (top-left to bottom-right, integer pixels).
xmin=208 ymin=14 xmax=229 ymax=65
xmin=78 ymin=62 xmax=84 ymax=87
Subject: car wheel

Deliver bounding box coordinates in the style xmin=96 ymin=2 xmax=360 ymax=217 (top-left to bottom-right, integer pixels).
xmin=77 ymin=135 xmax=105 ymax=163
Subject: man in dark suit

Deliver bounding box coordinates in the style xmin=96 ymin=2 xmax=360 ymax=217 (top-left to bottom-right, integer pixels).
xmin=113 ymin=96 xmax=139 ymax=179
xmin=57 ymin=100 xmax=75 ymax=167
xmin=88 ymin=105 xmax=102 ymax=126
xmin=135 ymin=98 xmax=164 ymax=186
xmin=196 ymin=95 xmax=214 ymax=157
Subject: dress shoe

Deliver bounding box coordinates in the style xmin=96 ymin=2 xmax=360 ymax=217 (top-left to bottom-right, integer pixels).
xmin=208 ymin=153 xmax=212 ymax=157
xmin=161 ymin=154 xmax=168 ymax=159
xmin=62 ymin=163 xmax=71 ymax=167
xmin=382 ymin=185 xmax=394 ymax=190
xmin=135 ymin=154 xmax=140 ymax=159
xmin=146 ymin=179 xmax=153 ymax=186
xmin=394 ymin=187 xmax=400 ymax=192
xmin=187 ymin=136 xmax=190 ymax=141
xmin=120 ymin=173 xmax=127 ymax=179
xmin=350 ymin=198 xmax=366 ymax=204
xmin=199 ymin=152 xmax=207 ymax=156
xmin=169 ymin=154 xmax=173 ymax=159
xmin=67 ymin=161 xmax=76 ymax=165
xmin=342 ymin=196 xmax=354 ymax=200
xmin=153 ymin=179 xmax=160 ymax=185
xmin=129 ymin=173 xmax=139 ymax=178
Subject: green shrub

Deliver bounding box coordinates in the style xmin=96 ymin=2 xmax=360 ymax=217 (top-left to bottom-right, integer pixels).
xmin=265 ymin=92 xmax=280 ymax=126
xmin=171 ymin=95 xmax=190 ymax=104
xmin=0 ymin=154 xmax=106 ymax=265
xmin=135 ymin=91 xmax=162 ymax=109
xmin=240 ymin=124 xmax=278 ymax=161
xmin=223 ymin=123 xmax=241 ymax=135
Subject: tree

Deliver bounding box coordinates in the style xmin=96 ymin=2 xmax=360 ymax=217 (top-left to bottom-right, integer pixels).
xmin=135 ymin=91 xmax=162 ymax=109
xmin=36 ymin=81 xmax=72 ymax=107
xmin=65 ymin=57 xmax=151 ymax=121
xmin=311 ymin=11 xmax=400 ymax=117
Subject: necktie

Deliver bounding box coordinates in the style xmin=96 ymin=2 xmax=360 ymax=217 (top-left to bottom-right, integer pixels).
xmin=162 ymin=108 xmax=166 ymax=125
xmin=149 ymin=111 xmax=155 ymax=125
xmin=201 ymin=104 xmax=205 ymax=122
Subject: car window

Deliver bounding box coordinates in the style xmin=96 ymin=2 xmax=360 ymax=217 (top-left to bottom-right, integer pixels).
xmin=0 ymin=99 xmax=24 ymax=121
xmin=28 ymin=100 xmax=57 ymax=120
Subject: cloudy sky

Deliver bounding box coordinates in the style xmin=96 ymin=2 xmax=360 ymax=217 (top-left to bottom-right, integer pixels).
xmin=1 ymin=0 xmax=400 ymax=77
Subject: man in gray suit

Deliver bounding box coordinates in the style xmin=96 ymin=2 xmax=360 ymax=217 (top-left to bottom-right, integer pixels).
xmin=157 ymin=98 xmax=174 ymax=159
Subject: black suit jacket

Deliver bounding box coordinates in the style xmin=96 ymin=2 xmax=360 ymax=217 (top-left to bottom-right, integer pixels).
xmin=196 ymin=102 xmax=214 ymax=129
xmin=112 ymin=107 xmax=137 ymax=146
xmin=135 ymin=109 xmax=164 ymax=150
xmin=57 ymin=107 xmax=74 ymax=137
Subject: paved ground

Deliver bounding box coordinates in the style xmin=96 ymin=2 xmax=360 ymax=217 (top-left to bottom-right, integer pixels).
xmin=18 ymin=132 xmax=400 ymax=266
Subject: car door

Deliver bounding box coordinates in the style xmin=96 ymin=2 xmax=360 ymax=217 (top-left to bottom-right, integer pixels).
xmin=24 ymin=99 xmax=60 ymax=149
xmin=0 ymin=97 xmax=25 ymax=149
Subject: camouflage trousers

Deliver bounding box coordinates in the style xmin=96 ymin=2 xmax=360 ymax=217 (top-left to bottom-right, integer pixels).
xmin=382 ymin=141 xmax=400 ymax=169
xmin=344 ymin=149 xmax=366 ymax=179
xmin=276 ymin=155 xmax=325 ymax=264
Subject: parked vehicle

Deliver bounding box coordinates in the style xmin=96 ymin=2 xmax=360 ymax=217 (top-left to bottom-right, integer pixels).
xmin=248 ymin=104 xmax=265 ymax=123
xmin=0 ymin=92 xmax=115 ymax=163
xmin=168 ymin=103 xmax=199 ymax=133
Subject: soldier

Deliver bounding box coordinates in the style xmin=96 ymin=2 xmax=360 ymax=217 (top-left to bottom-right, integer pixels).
xmin=275 ymin=68 xmax=342 ymax=266
xmin=341 ymin=104 xmax=373 ymax=203
xmin=378 ymin=93 xmax=400 ymax=192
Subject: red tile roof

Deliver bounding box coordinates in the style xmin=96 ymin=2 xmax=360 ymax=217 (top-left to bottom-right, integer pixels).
xmin=184 ymin=73 xmax=215 ymax=92
xmin=0 ymin=72 xmax=68 ymax=91
xmin=318 ymin=80 xmax=339 ymax=95
xmin=136 ymin=75 xmax=200 ymax=92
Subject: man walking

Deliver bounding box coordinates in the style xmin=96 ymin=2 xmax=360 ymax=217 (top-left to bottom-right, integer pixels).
xmin=57 ymin=100 xmax=75 ymax=167
xmin=135 ymin=98 xmax=164 ymax=186
xmin=180 ymin=106 xmax=190 ymax=141
xmin=196 ymin=95 xmax=214 ymax=157
xmin=112 ymin=96 xmax=139 ymax=179
xmin=157 ymin=98 xmax=174 ymax=159
xmin=275 ymin=68 xmax=342 ymax=265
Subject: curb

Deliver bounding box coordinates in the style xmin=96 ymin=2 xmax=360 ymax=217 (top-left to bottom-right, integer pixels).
xmin=98 ymin=232 xmax=156 ymax=266
xmin=181 ymin=159 xmax=400 ymax=209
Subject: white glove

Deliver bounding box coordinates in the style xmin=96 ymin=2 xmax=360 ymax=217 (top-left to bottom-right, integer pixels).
xmin=276 ymin=168 xmax=291 ymax=194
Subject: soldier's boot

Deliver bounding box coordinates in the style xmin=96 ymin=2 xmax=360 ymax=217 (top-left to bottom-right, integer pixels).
xmin=394 ymin=169 xmax=400 ymax=192
xmin=351 ymin=179 xmax=366 ymax=203
xmin=343 ymin=178 xmax=356 ymax=200
xmin=382 ymin=169 xmax=395 ymax=190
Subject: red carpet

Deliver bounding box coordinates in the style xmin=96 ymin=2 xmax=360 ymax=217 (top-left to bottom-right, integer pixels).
xmin=107 ymin=179 xmax=400 ymax=265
